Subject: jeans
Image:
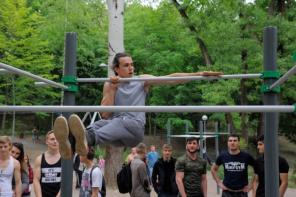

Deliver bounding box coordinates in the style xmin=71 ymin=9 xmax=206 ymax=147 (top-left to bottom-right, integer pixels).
xmin=222 ymin=190 xmax=248 ymax=197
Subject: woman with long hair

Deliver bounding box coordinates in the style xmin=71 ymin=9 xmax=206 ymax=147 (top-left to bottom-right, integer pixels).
xmin=11 ymin=142 xmax=31 ymax=197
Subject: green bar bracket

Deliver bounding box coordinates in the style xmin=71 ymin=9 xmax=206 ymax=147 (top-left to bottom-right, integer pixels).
xmin=260 ymin=70 xmax=281 ymax=79
xmin=293 ymin=53 xmax=296 ymax=62
xmin=260 ymin=84 xmax=281 ymax=93
xmin=61 ymin=75 xmax=78 ymax=92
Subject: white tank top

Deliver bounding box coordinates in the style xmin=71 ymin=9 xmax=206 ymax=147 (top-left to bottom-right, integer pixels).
xmin=0 ymin=156 xmax=14 ymax=197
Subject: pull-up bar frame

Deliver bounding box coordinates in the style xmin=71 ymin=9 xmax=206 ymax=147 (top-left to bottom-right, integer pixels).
xmin=0 ymin=62 xmax=68 ymax=89
xmin=34 ymin=73 xmax=262 ymax=87
xmin=0 ymin=105 xmax=294 ymax=113
xmin=269 ymin=64 xmax=296 ymax=89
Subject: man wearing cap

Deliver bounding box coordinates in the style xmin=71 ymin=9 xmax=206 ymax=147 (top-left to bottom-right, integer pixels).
xmin=175 ymin=137 xmax=207 ymax=197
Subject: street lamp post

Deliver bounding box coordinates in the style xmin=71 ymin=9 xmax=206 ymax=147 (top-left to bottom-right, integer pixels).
xmin=200 ymin=115 xmax=208 ymax=158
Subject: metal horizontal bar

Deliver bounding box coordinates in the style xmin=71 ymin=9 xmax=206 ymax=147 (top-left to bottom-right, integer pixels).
xmin=34 ymin=74 xmax=262 ymax=86
xmin=170 ymin=134 xmax=216 ymax=138
xmin=77 ymin=74 xmax=262 ymax=82
xmin=269 ymin=64 xmax=296 ymax=89
xmin=0 ymin=68 xmax=11 ymax=75
xmin=188 ymin=132 xmax=230 ymax=135
xmin=0 ymin=62 xmax=68 ymax=89
xmin=0 ymin=105 xmax=294 ymax=113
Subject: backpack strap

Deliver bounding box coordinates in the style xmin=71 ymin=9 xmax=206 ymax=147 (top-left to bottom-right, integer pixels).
xmin=90 ymin=165 xmax=105 ymax=195
xmin=89 ymin=165 xmax=98 ymax=186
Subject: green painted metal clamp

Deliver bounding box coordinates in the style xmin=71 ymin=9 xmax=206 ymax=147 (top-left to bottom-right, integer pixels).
xmin=260 ymin=70 xmax=281 ymax=79
xmin=61 ymin=75 xmax=78 ymax=92
xmin=260 ymin=84 xmax=281 ymax=93
xmin=260 ymin=70 xmax=281 ymax=93
xmin=293 ymin=53 xmax=296 ymax=62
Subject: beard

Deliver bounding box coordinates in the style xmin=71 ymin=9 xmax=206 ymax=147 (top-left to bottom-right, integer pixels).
xmin=187 ymin=148 xmax=198 ymax=154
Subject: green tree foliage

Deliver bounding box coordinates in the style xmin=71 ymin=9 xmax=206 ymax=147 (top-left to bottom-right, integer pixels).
xmin=0 ymin=0 xmax=58 ymax=106
xmin=34 ymin=0 xmax=109 ymax=105
xmin=1 ymin=0 xmax=295 ymax=141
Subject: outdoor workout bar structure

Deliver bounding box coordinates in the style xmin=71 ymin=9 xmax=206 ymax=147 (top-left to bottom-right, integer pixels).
xmin=0 ymin=27 xmax=291 ymax=197
xmin=269 ymin=64 xmax=296 ymax=90
xmin=0 ymin=68 xmax=10 ymax=74
xmin=34 ymin=73 xmax=262 ymax=86
xmin=0 ymin=62 xmax=68 ymax=89
xmin=0 ymin=105 xmax=294 ymax=113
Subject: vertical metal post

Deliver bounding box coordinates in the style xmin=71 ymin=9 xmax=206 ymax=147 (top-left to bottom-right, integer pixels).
xmin=166 ymin=119 xmax=171 ymax=144
xmin=60 ymin=32 xmax=77 ymax=197
xmin=215 ymin=122 xmax=220 ymax=194
xmin=199 ymin=121 xmax=203 ymax=158
xmin=12 ymin=76 xmax=15 ymax=139
xmin=263 ymin=27 xmax=279 ymax=197
xmin=203 ymin=120 xmax=207 ymax=153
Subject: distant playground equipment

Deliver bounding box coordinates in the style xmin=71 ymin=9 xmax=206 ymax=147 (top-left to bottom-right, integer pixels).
xmin=0 ymin=27 xmax=296 ymax=197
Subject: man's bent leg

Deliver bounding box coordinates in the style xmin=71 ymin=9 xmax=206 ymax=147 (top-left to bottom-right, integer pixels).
xmin=53 ymin=116 xmax=72 ymax=159
xmin=68 ymin=114 xmax=88 ymax=156
xmin=89 ymin=118 xmax=144 ymax=147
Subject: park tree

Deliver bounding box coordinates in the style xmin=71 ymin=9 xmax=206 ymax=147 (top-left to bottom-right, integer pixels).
xmin=0 ymin=0 xmax=59 ymax=130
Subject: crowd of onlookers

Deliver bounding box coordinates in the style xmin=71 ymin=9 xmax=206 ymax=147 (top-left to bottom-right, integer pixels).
xmin=0 ymin=132 xmax=289 ymax=197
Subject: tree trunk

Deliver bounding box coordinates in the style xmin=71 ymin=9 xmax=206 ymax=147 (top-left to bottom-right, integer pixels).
xmin=257 ymin=113 xmax=264 ymax=137
xmin=104 ymin=146 xmax=124 ymax=188
xmin=148 ymin=113 xmax=152 ymax=135
xmin=171 ymin=0 xmax=213 ymax=65
xmin=225 ymin=113 xmax=236 ymax=133
xmin=268 ymin=0 xmax=286 ymax=15
xmin=1 ymin=112 xmax=6 ymax=131
xmin=104 ymin=0 xmax=125 ymax=188
xmin=240 ymin=49 xmax=249 ymax=143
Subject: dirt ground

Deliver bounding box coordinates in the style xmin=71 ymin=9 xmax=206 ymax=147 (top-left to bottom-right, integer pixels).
xmin=14 ymin=136 xmax=296 ymax=197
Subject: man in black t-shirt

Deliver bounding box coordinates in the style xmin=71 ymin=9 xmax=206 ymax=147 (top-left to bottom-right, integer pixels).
xmin=254 ymin=135 xmax=289 ymax=197
xmin=211 ymin=134 xmax=255 ymax=197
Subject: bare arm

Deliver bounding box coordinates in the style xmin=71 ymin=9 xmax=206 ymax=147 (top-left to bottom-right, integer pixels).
xmin=91 ymin=187 xmax=99 ymax=197
xmin=279 ymin=173 xmax=288 ymax=197
xmin=176 ymin=171 xmax=187 ymax=197
xmin=252 ymin=175 xmax=258 ymax=197
xmin=13 ymin=159 xmax=22 ymax=197
xmin=143 ymin=71 xmax=223 ymax=87
xmin=211 ymin=164 xmax=227 ymax=190
xmin=100 ymin=79 xmax=118 ymax=119
xmin=201 ymin=174 xmax=207 ymax=197
xmin=33 ymin=155 xmax=42 ymax=197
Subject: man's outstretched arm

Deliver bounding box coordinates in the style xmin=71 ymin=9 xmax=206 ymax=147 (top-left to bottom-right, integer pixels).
xmin=143 ymin=71 xmax=223 ymax=88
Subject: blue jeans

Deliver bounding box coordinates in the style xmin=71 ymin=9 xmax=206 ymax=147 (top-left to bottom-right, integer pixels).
xmin=222 ymin=190 xmax=248 ymax=197
xmin=159 ymin=192 xmax=178 ymax=197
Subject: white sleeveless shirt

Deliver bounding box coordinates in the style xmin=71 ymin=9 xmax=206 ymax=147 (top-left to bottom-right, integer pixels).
xmin=0 ymin=156 xmax=14 ymax=197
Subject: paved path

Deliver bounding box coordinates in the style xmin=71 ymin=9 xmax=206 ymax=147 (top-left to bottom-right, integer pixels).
xmin=16 ymin=137 xmax=296 ymax=197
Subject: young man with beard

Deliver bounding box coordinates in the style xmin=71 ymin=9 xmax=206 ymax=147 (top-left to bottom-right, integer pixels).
xmin=0 ymin=136 xmax=22 ymax=197
xmin=53 ymin=53 xmax=223 ymax=159
xmin=253 ymin=135 xmax=289 ymax=197
xmin=175 ymin=137 xmax=207 ymax=197
xmin=152 ymin=144 xmax=178 ymax=197
xmin=211 ymin=134 xmax=255 ymax=197
xmin=33 ymin=131 xmax=61 ymax=197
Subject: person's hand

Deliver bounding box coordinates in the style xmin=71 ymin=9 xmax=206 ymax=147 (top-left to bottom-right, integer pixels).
xmin=217 ymin=181 xmax=228 ymax=191
xmin=109 ymin=76 xmax=120 ymax=90
xmin=242 ymin=184 xmax=253 ymax=193
xmin=200 ymin=71 xmax=224 ymax=76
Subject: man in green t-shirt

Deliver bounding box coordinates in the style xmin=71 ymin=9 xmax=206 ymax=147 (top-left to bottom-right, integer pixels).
xmin=175 ymin=137 xmax=207 ymax=197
